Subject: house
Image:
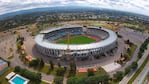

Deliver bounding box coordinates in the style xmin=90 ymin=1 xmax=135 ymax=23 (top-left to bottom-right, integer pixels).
xmin=0 ymin=60 xmax=8 ymax=75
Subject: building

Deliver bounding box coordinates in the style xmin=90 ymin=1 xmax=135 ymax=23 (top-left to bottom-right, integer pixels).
xmin=35 ymin=25 xmax=117 ymax=58
xmin=0 ymin=60 xmax=8 ymax=75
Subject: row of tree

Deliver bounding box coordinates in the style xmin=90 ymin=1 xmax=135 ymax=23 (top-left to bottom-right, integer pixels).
xmin=52 ymin=61 xmax=77 ymax=84
xmin=49 ymin=60 xmax=77 ymax=77
xmin=14 ymin=66 xmax=41 ymax=82
xmin=124 ymin=61 xmax=138 ymax=75
xmin=138 ymin=37 xmax=149 ymax=59
xmin=29 ymin=58 xmax=44 ymax=69
xmin=16 ymin=35 xmax=24 ymax=53
xmin=113 ymin=61 xmax=138 ymax=82
xmin=124 ymin=40 xmax=135 ymax=60
xmin=53 ymin=67 xmax=109 ymax=84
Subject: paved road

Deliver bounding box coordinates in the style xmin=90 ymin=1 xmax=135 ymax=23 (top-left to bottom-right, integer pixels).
xmin=133 ymin=62 xmax=149 ymax=84
xmin=120 ymin=45 xmax=149 ymax=84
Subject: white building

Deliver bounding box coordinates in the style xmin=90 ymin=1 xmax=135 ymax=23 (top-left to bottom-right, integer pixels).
xmin=35 ymin=26 xmax=117 ymax=58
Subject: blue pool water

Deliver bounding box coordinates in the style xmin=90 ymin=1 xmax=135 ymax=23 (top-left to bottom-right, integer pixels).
xmin=12 ymin=76 xmax=26 ymax=84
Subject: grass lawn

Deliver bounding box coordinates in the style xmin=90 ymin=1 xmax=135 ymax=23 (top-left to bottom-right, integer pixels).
xmin=40 ymin=64 xmax=59 ymax=76
xmin=109 ymin=81 xmax=119 ymax=84
xmin=128 ymin=55 xmax=149 ymax=84
xmin=97 ymin=67 xmax=107 ymax=74
xmin=0 ymin=68 xmax=14 ymax=84
xmin=40 ymin=64 xmax=49 ymax=73
xmin=28 ymin=81 xmax=49 ymax=84
xmin=50 ymin=67 xmax=59 ymax=75
xmin=129 ymin=44 xmax=137 ymax=58
xmin=75 ymin=72 xmax=87 ymax=77
xmin=40 ymin=81 xmax=49 ymax=84
xmin=7 ymin=55 xmax=14 ymax=60
xmin=56 ymin=35 xmax=96 ymax=44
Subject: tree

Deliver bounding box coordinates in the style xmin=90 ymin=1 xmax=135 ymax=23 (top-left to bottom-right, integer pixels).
xmin=16 ymin=35 xmax=24 ymax=45
xmin=76 ymin=77 xmax=88 ymax=84
xmin=131 ymin=61 xmax=138 ymax=70
xmin=124 ymin=53 xmax=130 ymax=60
xmin=23 ymin=70 xmax=41 ymax=81
xmin=16 ymin=42 xmax=22 ymax=52
xmin=138 ymin=52 xmax=143 ymax=59
xmin=87 ymin=76 xmax=99 ymax=84
xmin=125 ymin=39 xmax=129 ymax=44
xmin=67 ymin=77 xmax=79 ymax=84
xmin=29 ymin=59 xmax=39 ymax=67
xmin=113 ymin=71 xmax=123 ymax=81
xmin=54 ymin=76 xmax=63 ymax=84
xmin=67 ymin=77 xmax=87 ymax=84
xmin=69 ymin=61 xmax=76 ymax=77
xmin=64 ymin=66 xmax=67 ymax=72
xmin=70 ymin=62 xmax=76 ymax=71
xmin=49 ymin=60 xmax=54 ymax=70
xmin=14 ymin=66 xmax=21 ymax=72
xmin=56 ymin=67 xmax=65 ymax=76
xmin=120 ymin=53 xmax=123 ymax=58
xmin=39 ymin=58 xmax=44 ymax=68
xmin=137 ymin=37 xmax=149 ymax=59
xmin=87 ymin=74 xmax=109 ymax=84
xmin=18 ymin=67 xmax=41 ymax=82
xmin=124 ymin=65 xmax=131 ymax=75
xmin=58 ymin=62 xmax=61 ymax=68
xmin=127 ymin=48 xmax=131 ymax=54
xmin=87 ymin=68 xmax=94 ymax=76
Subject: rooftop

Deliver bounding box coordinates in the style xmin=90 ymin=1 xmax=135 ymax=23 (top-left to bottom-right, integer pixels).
xmin=0 ymin=60 xmax=7 ymax=66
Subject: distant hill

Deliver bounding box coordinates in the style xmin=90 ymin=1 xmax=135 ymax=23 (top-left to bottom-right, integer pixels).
xmin=0 ymin=5 xmax=148 ymax=20
xmin=0 ymin=6 xmax=100 ymax=20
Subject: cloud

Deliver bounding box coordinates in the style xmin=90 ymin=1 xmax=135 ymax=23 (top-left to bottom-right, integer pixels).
xmin=0 ymin=0 xmax=149 ymax=16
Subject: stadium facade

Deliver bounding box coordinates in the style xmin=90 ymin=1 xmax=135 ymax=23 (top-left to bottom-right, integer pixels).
xmin=35 ymin=25 xmax=117 ymax=58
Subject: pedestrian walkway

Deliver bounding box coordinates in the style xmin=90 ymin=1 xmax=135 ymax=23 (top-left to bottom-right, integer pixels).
xmin=102 ymin=62 xmax=121 ymax=73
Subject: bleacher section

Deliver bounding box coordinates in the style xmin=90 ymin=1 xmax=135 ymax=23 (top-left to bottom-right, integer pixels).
xmin=44 ymin=27 xmax=83 ymax=41
xmin=86 ymin=28 xmax=109 ymax=40
xmin=43 ymin=27 xmax=109 ymax=42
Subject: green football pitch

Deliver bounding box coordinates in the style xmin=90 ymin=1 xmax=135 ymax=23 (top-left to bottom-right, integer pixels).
xmin=56 ymin=35 xmax=96 ymax=44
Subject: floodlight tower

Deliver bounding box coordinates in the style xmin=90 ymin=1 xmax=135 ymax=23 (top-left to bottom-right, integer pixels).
xmin=66 ymin=32 xmax=71 ymax=60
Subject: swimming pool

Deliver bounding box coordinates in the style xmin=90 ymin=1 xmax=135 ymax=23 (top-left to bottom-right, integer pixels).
xmin=9 ymin=74 xmax=29 ymax=84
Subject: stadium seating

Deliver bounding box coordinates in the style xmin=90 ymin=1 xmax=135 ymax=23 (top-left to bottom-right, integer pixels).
xmin=44 ymin=27 xmax=109 ymax=42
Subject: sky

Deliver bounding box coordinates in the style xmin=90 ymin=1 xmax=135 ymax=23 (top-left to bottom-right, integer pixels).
xmin=0 ymin=0 xmax=149 ymax=16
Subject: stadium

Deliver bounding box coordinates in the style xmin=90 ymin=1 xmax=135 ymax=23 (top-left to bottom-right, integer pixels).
xmin=35 ymin=25 xmax=117 ymax=58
